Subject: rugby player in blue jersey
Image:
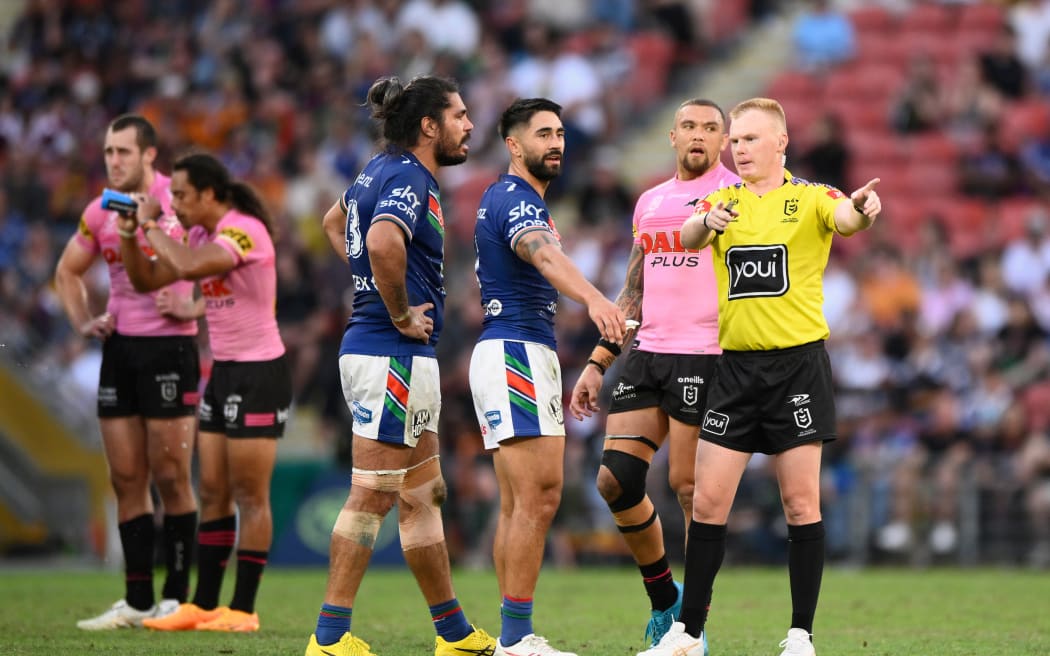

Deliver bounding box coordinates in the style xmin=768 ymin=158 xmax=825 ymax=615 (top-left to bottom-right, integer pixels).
xmin=469 ymin=98 xmax=627 ymax=656
xmin=305 ymin=75 xmax=497 ymax=656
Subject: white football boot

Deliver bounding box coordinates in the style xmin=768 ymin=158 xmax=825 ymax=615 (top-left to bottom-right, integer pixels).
xmin=76 ymin=599 xmax=156 ymax=630
xmin=778 ymin=628 xmax=816 ymax=656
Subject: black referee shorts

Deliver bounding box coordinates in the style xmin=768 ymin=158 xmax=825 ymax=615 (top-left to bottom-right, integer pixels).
xmin=700 ymin=340 xmax=836 ymax=455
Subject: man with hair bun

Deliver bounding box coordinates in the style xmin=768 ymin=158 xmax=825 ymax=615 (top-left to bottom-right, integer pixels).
xmin=119 ymin=151 xmax=292 ymax=633
xmin=304 ymin=75 xmax=497 ymax=656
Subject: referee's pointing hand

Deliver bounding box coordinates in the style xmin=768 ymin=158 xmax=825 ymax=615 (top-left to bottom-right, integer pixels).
xmin=850 ymin=178 xmax=882 ymax=218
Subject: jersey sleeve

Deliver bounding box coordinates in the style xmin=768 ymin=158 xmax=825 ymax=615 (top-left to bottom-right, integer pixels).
xmin=371 ymin=165 xmax=430 ymax=241
xmin=212 ymin=215 xmax=261 ymax=266
xmin=817 ymin=184 xmax=849 ymax=233
xmin=694 ymin=186 xmax=730 ymax=213
xmin=73 ymin=200 xmax=104 ymax=254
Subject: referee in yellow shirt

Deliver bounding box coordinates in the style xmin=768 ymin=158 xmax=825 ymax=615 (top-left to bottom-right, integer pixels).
xmin=638 ymin=97 xmax=880 ymax=656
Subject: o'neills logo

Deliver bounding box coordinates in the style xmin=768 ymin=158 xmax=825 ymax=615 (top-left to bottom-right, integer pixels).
xmin=725 ymin=245 xmax=789 ymax=299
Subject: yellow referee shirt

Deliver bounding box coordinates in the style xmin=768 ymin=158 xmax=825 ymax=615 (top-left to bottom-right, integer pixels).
xmin=696 ymin=170 xmax=848 ymax=351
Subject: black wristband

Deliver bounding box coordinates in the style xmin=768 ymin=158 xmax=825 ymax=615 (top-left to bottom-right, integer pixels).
xmin=703 ymin=213 xmax=710 ymax=230
xmin=597 ymin=338 xmax=621 ymax=356
xmin=587 ymin=359 xmax=607 ymax=375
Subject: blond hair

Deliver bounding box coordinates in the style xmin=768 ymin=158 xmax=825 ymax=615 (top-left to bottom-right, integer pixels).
xmin=730 ymin=98 xmax=787 ymax=131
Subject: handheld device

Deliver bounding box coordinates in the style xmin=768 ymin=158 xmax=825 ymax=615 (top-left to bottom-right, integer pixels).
xmin=101 ymin=188 xmax=138 ymax=215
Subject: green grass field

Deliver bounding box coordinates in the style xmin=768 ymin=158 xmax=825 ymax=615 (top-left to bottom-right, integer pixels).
xmin=1 ymin=566 xmax=1047 ymax=654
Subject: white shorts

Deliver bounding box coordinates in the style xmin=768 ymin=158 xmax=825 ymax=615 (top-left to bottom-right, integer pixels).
xmin=339 ymin=354 xmax=440 ymax=447
xmin=469 ymin=339 xmax=565 ymax=450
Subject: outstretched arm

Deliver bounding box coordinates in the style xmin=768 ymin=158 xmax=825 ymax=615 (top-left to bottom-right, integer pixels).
xmin=514 ymin=229 xmax=625 ymax=344
xmin=835 ymin=177 xmax=881 ymax=236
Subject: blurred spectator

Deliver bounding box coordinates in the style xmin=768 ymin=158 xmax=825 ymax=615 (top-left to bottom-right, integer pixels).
xmin=859 ymin=247 xmax=922 ymax=331
xmin=942 ymin=56 xmax=1004 ymax=143
xmin=792 ymin=0 xmax=855 ymax=71
xmin=798 ymin=112 xmax=850 ymax=191
xmin=891 ymin=54 xmax=943 ymax=134
xmin=979 ymin=23 xmax=1029 ymax=99
xmin=508 ymin=21 xmax=607 ymax=167
xmin=1019 ymin=128 xmax=1050 ymax=198
xmin=397 ymin=0 xmax=481 ymax=60
xmin=1009 ymin=0 xmax=1050 ymax=70
xmin=1000 ymin=207 xmax=1050 ymax=296
xmin=958 ymin=124 xmax=1022 ymax=198
xmin=574 ymin=146 xmax=634 ymax=228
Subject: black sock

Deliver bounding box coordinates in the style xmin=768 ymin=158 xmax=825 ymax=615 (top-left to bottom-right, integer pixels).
xmin=680 ymin=521 xmax=726 ymax=639
xmin=787 ymin=521 xmax=825 ymax=635
xmin=192 ymin=515 xmax=236 ymax=610
xmin=229 ymin=549 xmax=268 ymax=613
xmin=639 ymin=556 xmax=678 ymax=611
xmin=161 ymin=511 xmax=197 ymax=602
xmin=119 ymin=513 xmax=155 ymax=611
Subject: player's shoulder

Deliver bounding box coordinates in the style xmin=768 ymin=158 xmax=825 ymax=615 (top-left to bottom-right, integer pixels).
xmin=81 ymin=195 xmax=107 ymax=223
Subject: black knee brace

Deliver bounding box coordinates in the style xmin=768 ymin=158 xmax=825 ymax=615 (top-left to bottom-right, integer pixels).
xmin=601 ymin=449 xmax=650 ymax=513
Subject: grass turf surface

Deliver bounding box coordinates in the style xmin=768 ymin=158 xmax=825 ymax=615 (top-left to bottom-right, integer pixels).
xmin=1 ymin=566 xmax=1047 ymax=654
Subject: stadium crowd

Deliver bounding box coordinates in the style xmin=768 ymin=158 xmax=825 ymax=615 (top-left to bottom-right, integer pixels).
xmin=1 ymin=0 xmax=1049 ymax=570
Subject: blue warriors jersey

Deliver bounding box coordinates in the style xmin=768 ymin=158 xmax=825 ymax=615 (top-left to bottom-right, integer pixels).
xmin=338 ymin=151 xmax=446 ymax=357
xmin=474 ymin=174 xmax=560 ymax=349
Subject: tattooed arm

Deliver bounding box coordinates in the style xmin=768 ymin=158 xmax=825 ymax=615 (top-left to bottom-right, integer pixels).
xmin=514 ymin=229 xmax=624 ymax=344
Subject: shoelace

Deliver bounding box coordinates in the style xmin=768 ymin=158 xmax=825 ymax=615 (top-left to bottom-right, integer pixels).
xmin=645 ymin=611 xmax=675 ymax=645
xmin=347 ymin=634 xmax=372 ymax=654
xmin=778 ymin=634 xmax=811 ymax=653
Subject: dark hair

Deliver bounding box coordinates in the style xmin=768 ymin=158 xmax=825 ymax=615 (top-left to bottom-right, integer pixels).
xmin=366 ymin=75 xmax=460 ymax=150
xmin=173 ymin=152 xmax=274 ymax=235
xmin=498 ymin=98 xmax=563 ymax=139
xmin=677 ymin=99 xmax=727 ymax=127
xmin=108 ymin=114 xmax=158 ymax=151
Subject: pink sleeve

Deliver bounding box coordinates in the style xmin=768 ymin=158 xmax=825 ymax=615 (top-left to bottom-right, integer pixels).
xmin=211 ymin=214 xmax=267 ymax=266
xmin=73 ymin=199 xmax=105 ymax=254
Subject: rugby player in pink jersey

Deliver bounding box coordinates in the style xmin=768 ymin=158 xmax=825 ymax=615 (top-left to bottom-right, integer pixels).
xmin=569 ymin=99 xmax=738 ymax=652
xmin=54 ymin=115 xmax=200 ymax=630
xmin=117 ymin=153 xmax=291 ymax=634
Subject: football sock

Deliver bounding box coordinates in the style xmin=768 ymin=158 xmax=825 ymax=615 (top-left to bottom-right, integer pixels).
xmin=315 ymin=603 xmax=352 ymax=646
xmin=639 ymin=556 xmax=678 ymax=611
xmin=161 ymin=511 xmax=197 ymax=602
xmin=787 ymin=521 xmax=825 ymax=635
xmin=429 ymin=598 xmax=472 ymax=642
xmin=119 ymin=513 xmax=155 ymax=611
xmin=680 ymin=521 xmax=727 ymax=639
xmin=192 ymin=515 xmax=236 ymax=610
xmin=229 ymin=549 xmax=268 ymax=613
xmin=500 ymin=595 xmax=534 ymax=647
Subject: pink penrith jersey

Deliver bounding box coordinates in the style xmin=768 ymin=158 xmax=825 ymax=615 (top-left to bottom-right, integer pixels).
xmin=74 ymin=172 xmax=197 ymax=337
xmin=632 ymin=163 xmax=739 ymax=354
xmin=189 ymin=209 xmax=284 ymax=362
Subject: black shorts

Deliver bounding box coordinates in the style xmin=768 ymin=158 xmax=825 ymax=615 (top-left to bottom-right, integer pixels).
xmin=98 ymin=334 xmax=200 ymax=419
xmin=608 ymin=349 xmax=718 ymax=425
xmin=700 ymin=341 xmax=836 ymax=455
xmin=199 ymin=355 xmax=292 ymax=438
